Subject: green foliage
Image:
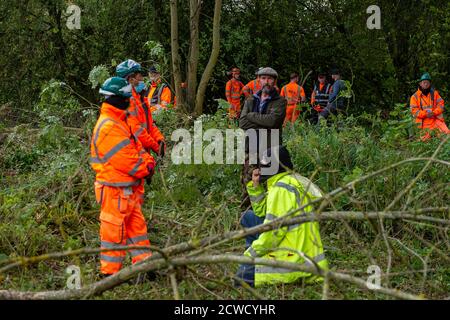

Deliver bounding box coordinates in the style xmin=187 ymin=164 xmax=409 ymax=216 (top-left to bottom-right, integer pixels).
xmin=88 ymin=65 xmax=111 ymax=89
xmin=34 ymin=80 xmax=82 ymax=126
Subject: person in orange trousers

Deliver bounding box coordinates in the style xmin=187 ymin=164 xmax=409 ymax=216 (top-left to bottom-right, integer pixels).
xmin=91 ymin=77 xmax=156 ymax=276
xmin=409 ymin=72 xmax=449 ymax=141
xmin=116 ymin=59 xmax=165 ymax=157
xmin=280 ymin=72 xmax=306 ymax=125
xmin=225 ymin=67 xmax=244 ymax=119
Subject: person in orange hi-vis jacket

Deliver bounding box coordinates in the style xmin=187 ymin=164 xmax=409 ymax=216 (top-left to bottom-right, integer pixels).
xmin=409 ymin=72 xmax=449 ymax=141
xmin=90 ymin=77 xmax=156 ymax=278
xmin=242 ymin=68 xmax=263 ymax=99
xmin=280 ymin=72 xmax=306 ymax=125
xmin=116 ymin=59 xmax=165 ymax=159
xmin=225 ymin=67 xmax=244 ymax=119
xmin=147 ymin=65 xmax=175 ymax=113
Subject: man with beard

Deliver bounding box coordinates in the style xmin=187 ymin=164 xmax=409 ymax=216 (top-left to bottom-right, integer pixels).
xmin=409 ymin=72 xmax=449 ymax=141
xmin=239 ymin=67 xmax=286 ymax=209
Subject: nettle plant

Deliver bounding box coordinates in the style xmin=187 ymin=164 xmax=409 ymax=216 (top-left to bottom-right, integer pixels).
xmin=34 ymin=80 xmax=82 ymax=126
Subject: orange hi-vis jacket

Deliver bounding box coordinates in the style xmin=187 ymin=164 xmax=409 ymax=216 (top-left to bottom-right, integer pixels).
xmin=90 ymin=102 xmax=156 ymax=188
xmin=226 ymin=78 xmax=244 ymax=107
xmin=280 ymin=82 xmax=306 ymax=107
xmin=281 ymin=82 xmax=306 ymax=124
xmin=127 ymin=88 xmax=164 ymax=153
xmin=242 ymin=79 xmax=262 ymax=98
xmin=148 ymin=80 xmax=173 ymax=113
xmin=410 ymin=89 xmax=446 ymax=128
xmin=409 ymin=88 xmax=449 ymax=140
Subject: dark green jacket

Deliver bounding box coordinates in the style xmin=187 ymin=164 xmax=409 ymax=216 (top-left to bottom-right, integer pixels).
xmin=239 ymin=91 xmax=286 ymax=154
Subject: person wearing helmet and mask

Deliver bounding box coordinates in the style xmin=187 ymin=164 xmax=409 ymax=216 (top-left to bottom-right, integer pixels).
xmin=235 ymin=146 xmax=328 ymax=287
xmin=239 ymin=67 xmax=286 ymax=209
xmin=409 ymin=72 xmax=449 ymax=141
xmin=116 ymin=59 xmax=165 ymax=160
xmin=90 ymin=77 xmax=156 ymax=279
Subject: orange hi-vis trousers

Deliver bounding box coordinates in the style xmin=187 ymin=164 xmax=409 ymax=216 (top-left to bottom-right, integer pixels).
xmin=228 ymin=102 xmax=241 ymax=119
xmin=95 ymin=181 xmax=151 ymax=274
xmin=285 ymin=104 xmax=301 ymax=124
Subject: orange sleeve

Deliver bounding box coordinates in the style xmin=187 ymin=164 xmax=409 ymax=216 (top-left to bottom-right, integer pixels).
xmin=311 ymin=90 xmax=316 ymax=105
xmin=241 ymin=83 xmax=250 ymax=97
xmin=300 ymin=86 xmax=306 ymax=100
xmin=225 ymin=81 xmax=232 ymax=102
xmin=433 ymin=91 xmax=445 ymax=116
xmin=97 ymin=123 xmax=155 ymax=179
xmin=127 ymin=101 xmax=160 ymax=153
xmin=410 ymin=95 xmax=427 ymax=119
xmin=160 ymin=87 xmax=172 ymax=107
xmin=146 ymin=106 xmax=165 ymax=143
xmin=280 ymin=86 xmax=286 ymax=97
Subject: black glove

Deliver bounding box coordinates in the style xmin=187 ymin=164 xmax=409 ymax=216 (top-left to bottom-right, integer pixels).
xmin=145 ymin=165 xmax=155 ymax=185
xmin=158 ymin=140 xmax=166 ymax=158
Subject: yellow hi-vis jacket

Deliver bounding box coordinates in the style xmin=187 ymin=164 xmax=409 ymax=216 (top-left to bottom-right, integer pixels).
xmin=244 ymin=171 xmax=329 ymax=287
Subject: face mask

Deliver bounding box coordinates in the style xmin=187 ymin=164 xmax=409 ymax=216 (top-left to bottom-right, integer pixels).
xmin=134 ymin=81 xmax=146 ymax=93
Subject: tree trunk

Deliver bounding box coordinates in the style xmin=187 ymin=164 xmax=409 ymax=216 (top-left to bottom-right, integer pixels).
xmin=170 ymin=0 xmax=185 ymax=111
xmin=187 ymin=0 xmax=202 ymax=112
xmin=195 ymin=0 xmax=222 ymax=116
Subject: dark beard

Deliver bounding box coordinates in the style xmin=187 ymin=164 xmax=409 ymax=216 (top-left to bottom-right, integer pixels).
xmin=262 ymin=85 xmax=273 ymax=95
xmin=419 ymin=87 xmax=431 ymax=96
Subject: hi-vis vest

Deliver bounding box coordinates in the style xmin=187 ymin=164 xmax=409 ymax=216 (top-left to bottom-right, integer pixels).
xmin=281 ymin=83 xmax=304 ymax=106
xmin=245 ymin=171 xmax=328 ymax=287
xmin=149 ymin=83 xmax=172 ymax=106
xmin=313 ymin=83 xmax=331 ymax=107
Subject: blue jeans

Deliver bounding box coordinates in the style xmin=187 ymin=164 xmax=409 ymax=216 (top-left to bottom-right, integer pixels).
xmin=240 ymin=210 xmax=264 ymax=249
xmin=235 ymin=210 xmax=264 ymax=287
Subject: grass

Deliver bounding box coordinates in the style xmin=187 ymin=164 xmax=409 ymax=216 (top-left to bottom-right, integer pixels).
xmin=0 ymin=105 xmax=449 ymax=299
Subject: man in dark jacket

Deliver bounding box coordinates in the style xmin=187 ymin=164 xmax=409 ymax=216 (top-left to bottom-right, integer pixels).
xmin=239 ymin=67 xmax=286 ymax=208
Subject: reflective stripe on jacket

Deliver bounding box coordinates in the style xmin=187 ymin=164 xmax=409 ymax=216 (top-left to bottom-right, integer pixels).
xmin=127 ymin=88 xmax=164 ymax=153
xmin=90 ymin=102 xmax=156 ymax=187
xmin=311 ymin=83 xmax=331 ymax=107
xmin=409 ymin=88 xmax=445 ymax=129
xmin=226 ymin=79 xmax=244 ymax=107
xmin=242 ymin=79 xmax=262 ymax=98
xmin=148 ymin=81 xmax=173 ymax=108
xmin=280 ymin=82 xmax=306 ymax=106
xmin=244 ymin=172 xmax=328 ymax=287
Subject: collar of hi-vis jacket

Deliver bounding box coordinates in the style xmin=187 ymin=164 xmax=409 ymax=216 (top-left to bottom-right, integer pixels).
xmin=415 ymin=88 xmax=435 ymax=105
xmin=151 ymin=79 xmax=162 ymax=88
xmin=101 ymin=102 xmax=128 ymax=122
xmin=266 ymin=171 xmax=290 ymax=189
